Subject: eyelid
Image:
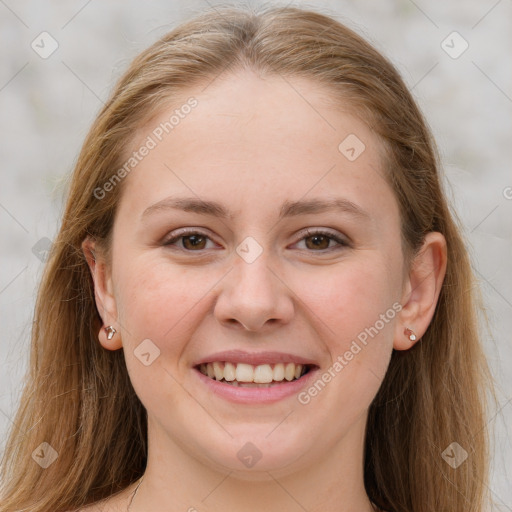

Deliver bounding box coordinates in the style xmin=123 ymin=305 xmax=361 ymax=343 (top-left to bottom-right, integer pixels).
xmin=161 ymin=227 xmax=218 ymax=247
xmin=296 ymin=227 xmax=349 ymax=243
xmin=162 ymin=227 xmax=350 ymax=252
xmin=293 ymin=227 xmax=350 ymax=250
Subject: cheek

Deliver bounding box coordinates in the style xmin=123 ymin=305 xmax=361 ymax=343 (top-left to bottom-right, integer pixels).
xmin=113 ymin=257 xmax=216 ymax=354
xmin=331 ymin=268 xmax=397 ymax=341
xmin=297 ymin=255 xmax=401 ymax=395
xmin=288 ymin=264 xmax=398 ymax=437
xmin=112 ymin=258 xmax=220 ymax=410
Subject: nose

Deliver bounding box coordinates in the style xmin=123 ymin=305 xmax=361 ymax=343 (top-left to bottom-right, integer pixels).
xmin=213 ymin=250 xmax=294 ymax=332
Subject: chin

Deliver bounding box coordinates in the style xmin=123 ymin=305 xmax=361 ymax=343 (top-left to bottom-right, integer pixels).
xmin=196 ymin=430 xmax=310 ymax=478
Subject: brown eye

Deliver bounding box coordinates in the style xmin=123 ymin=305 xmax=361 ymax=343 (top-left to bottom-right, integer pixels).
xmin=181 ymin=234 xmax=208 ymax=250
xmin=304 ymin=234 xmax=331 ymax=250
xmin=296 ymin=229 xmax=349 ymax=252
xmin=163 ymin=231 xmax=215 ymax=251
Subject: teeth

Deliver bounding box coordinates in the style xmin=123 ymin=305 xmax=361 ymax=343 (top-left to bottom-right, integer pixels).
xmin=200 ymin=361 xmax=306 ymax=383
xmin=284 ymin=362 xmax=295 ymax=381
xmin=224 ymin=362 xmax=236 ymax=382
xmin=213 ymin=362 xmax=223 ymax=381
xmin=273 ymin=363 xmax=285 ymax=381
xmin=235 ymin=363 xmax=254 ymax=382
xmin=239 ymin=382 xmax=272 ymax=388
xmin=253 ymin=364 xmax=273 ymax=383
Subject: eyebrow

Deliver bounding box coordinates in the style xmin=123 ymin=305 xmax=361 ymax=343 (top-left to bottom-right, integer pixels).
xmin=141 ymin=196 xmax=371 ymax=222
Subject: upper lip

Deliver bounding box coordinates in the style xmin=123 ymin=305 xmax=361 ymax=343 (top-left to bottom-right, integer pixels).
xmin=193 ymin=350 xmax=319 ymax=367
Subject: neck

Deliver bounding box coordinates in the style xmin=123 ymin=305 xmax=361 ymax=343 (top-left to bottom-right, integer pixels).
xmin=130 ymin=414 xmax=375 ymax=512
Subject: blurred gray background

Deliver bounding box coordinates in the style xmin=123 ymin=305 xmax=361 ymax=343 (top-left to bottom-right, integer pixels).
xmin=1 ymin=0 xmax=511 ymax=508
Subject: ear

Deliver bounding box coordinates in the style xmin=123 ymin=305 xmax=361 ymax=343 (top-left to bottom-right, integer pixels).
xmin=82 ymin=237 xmax=123 ymax=350
xmin=394 ymin=231 xmax=447 ymax=350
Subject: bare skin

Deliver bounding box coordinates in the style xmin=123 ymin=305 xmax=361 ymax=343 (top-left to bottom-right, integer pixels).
xmin=81 ymin=69 xmax=447 ymax=512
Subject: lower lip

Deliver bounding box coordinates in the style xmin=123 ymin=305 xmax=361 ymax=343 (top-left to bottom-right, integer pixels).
xmin=193 ymin=367 xmax=319 ymax=404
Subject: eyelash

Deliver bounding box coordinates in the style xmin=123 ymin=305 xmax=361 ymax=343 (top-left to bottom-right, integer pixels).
xmin=162 ymin=228 xmax=349 ymax=253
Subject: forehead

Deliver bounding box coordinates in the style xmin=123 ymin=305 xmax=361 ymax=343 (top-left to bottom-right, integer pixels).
xmin=117 ymin=69 xmax=397 ymax=228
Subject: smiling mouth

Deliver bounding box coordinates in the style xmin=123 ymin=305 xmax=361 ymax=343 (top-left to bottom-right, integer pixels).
xmin=196 ymin=362 xmax=314 ymax=388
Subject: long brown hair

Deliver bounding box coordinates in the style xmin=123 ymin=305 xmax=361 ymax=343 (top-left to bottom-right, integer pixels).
xmin=0 ymin=5 xmax=493 ymax=511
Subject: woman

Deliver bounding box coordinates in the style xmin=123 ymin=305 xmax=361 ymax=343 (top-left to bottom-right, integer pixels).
xmin=0 ymin=5 xmax=493 ymax=512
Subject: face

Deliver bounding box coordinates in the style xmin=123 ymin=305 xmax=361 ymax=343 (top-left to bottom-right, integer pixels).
xmin=100 ymin=69 xmax=407 ymax=477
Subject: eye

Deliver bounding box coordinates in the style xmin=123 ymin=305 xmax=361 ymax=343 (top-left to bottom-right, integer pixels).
xmin=162 ymin=229 xmax=217 ymax=251
xmin=294 ymin=229 xmax=349 ymax=251
xmin=162 ymin=228 xmax=349 ymax=253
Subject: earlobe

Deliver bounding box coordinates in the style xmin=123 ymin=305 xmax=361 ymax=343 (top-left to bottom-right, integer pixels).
xmin=82 ymin=237 xmax=123 ymax=350
xmin=394 ymin=231 xmax=447 ymax=351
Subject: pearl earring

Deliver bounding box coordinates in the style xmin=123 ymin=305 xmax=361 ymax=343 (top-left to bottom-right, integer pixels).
xmin=404 ymin=327 xmax=416 ymax=341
